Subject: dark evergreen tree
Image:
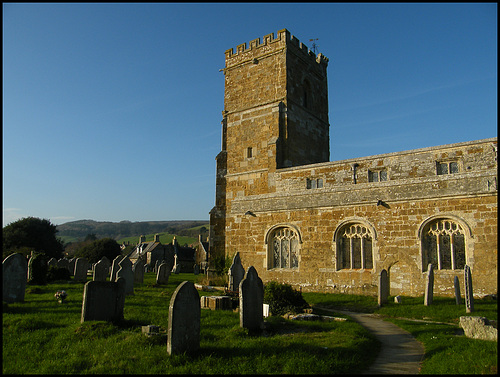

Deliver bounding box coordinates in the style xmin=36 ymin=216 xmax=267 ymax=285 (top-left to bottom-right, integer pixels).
xmin=75 ymin=238 xmax=122 ymax=265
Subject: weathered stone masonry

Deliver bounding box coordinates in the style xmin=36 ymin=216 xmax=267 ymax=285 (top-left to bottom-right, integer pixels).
xmin=210 ymin=29 xmax=497 ymax=297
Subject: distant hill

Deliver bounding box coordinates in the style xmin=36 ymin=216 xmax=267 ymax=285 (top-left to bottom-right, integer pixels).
xmin=56 ymin=219 xmax=209 ymax=244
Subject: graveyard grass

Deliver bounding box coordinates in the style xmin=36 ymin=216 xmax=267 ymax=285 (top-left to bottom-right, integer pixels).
xmin=3 ymin=273 xmax=378 ymax=374
xmin=3 ymin=274 xmax=497 ymax=374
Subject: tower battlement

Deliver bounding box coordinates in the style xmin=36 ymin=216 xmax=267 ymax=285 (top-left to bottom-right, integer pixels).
xmin=225 ymin=29 xmax=328 ymax=68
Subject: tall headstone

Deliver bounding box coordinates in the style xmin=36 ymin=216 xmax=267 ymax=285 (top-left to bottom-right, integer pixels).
xmin=3 ymin=253 xmax=28 ymax=303
xmin=116 ymin=257 xmax=134 ymax=295
xmin=156 ymin=263 xmax=170 ymax=285
xmin=133 ymin=259 xmax=145 ymax=284
xmin=239 ymin=266 xmax=264 ymax=333
xmin=228 ymin=252 xmax=245 ymax=292
xmin=454 ymin=276 xmax=462 ymax=305
xmin=74 ymin=257 xmax=90 ymax=283
xmin=464 ymin=265 xmax=474 ymax=313
xmin=110 ymin=256 xmax=123 ymax=282
xmin=81 ymin=278 xmax=126 ymax=323
xmin=377 ymin=269 xmax=389 ymax=307
xmin=99 ymin=256 xmax=111 ymax=274
xmin=28 ymin=253 xmax=48 ymax=285
xmin=57 ymin=258 xmax=70 ymax=273
xmin=93 ymin=258 xmax=108 ymax=282
xmin=154 ymin=260 xmax=160 ymax=273
xmin=424 ymin=263 xmax=434 ymax=306
xmin=68 ymin=258 xmax=77 ymax=276
xmin=167 ymin=281 xmax=200 ymax=355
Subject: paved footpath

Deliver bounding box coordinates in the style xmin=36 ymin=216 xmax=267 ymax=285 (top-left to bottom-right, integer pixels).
xmin=320 ymin=308 xmax=425 ymax=374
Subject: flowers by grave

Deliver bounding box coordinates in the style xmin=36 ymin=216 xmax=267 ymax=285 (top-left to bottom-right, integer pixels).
xmin=54 ymin=290 xmax=67 ymax=304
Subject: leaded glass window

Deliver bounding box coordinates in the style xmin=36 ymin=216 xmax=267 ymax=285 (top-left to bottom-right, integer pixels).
xmin=422 ymin=219 xmax=466 ymax=271
xmin=270 ymin=227 xmax=299 ymax=269
xmin=337 ymin=224 xmax=373 ymax=270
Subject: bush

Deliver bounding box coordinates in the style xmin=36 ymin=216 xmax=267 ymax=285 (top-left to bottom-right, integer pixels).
xmin=263 ymin=281 xmax=309 ymax=316
xmin=47 ymin=265 xmax=71 ymax=282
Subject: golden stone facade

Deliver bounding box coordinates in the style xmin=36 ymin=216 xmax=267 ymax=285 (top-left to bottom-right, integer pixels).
xmin=210 ymin=29 xmax=498 ymax=297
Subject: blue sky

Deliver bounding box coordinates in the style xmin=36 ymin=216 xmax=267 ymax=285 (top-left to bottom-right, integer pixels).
xmin=3 ymin=3 xmax=497 ymax=226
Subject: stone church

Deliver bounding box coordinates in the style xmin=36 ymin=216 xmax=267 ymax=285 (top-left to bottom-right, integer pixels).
xmin=209 ymin=29 xmax=497 ymax=297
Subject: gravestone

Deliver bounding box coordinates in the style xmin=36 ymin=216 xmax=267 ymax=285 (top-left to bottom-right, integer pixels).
xmin=110 ymin=256 xmax=123 ymax=282
xmin=424 ymin=264 xmax=434 ymax=306
xmin=377 ymin=269 xmax=389 ymax=306
xmin=56 ymin=258 xmax=70 ymax=272
xmin=133 ymin=259 xmax=145 ymax=284
xmin=68 ymin=258 xmax=77 ymax=276
xmin=156 ymin=263 xmax=170 ymax=285
xmin=193 ymin=264 xmax=199 ymax=275
xmin=239 ymin=266 xmax=264 ymax=333
xmin=28 ymin=253 xmax=48 ymax=285
xmin=154 ymin=260 xmax=160 ymax=273
xmin=464 ymin=265 xmax=474 ymax=313
xmin=99 ymin=256 xmax=111 ymax=274
xmin=47 ymin=257 xmax=58 ymax=267
xmin=228 ymin=252 xmax=245 ymax=292
xmin=394 ymin=295 xmax=402 ymax=304
xmin=93 ymin=258 xmax=108 ymax=282
xmin=454 ymin=276 xmax=462 ymax=305
xmin=116 ymin=257 xmax=134 ymax=295
xmin=167 ymin=281 xmax=200 ymax=355
xmin=3 ymin=253 xmax=28 ymax=303
xmin=81 ymin=278 xmax=126 ymax=323
xmin=74 ymin=257 xmax=90 ymax=283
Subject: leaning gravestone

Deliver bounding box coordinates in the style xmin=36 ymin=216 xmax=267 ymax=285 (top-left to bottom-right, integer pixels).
xmin=110 ymin=256 xmax=123 ymax=282
xmin=133 ymin=259 xmax=145 ymax=284
xmin=464 ymin=265 xmax=474 ymax=313
xmin=228 ymin=252 xmax=245 ymax=292
xmin=116 ymin=257 xmax=134 ymax=295
xmin=239 ymin=266 xmax=264 ymax=333
xmin=74 ymin=257 xmax=90 ymax=283
xmin=3 ymin=253 xmax=28 ymax=303
xmin=378 ymin=269 xmax=389 ymax=306
xmin=424 ymin=263 xmax=434 ymax=306
xmin=454 ymin=276 xmax=462 ymax=305
xmin=156 ymin=263 xmax=170 ymax=285
xmin=81 ymin=278 xmax=126 ymax=323
xmin=93 ymin=258 xmax=108 ymax=282
xmin=47 ymin=257 xmax=58 ymax=267
xmin=167 ymin=281 xmax=200 ymax=355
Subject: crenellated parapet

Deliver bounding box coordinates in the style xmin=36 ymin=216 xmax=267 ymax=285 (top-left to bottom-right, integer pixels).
xmin=225 ymin=28 xmax=328 ymax=68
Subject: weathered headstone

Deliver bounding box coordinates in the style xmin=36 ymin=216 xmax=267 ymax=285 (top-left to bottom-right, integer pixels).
xmin=378 ymin=269 xmax=389 ymax=306
xmin=68 ymin=258 xmax=77 ymax=276
xmin=424 ymin=263 xmax=434 ymax=306
xmin=93 ymin=258 xmax=108 ymax=282
xmin=99 ymin=256 xmax=111 ymax=274
xmin=110 ymin=256 xmax=123 ymax=282
xmin=3 ymin=253 xmax=28 ymax=303
xmin=47 ymin=257 xmax=58 ymax=267
xmin=156 ymin=263 xmax=170 ymax=285
xmin=154 ymin=260 xmax=160 ymax=273
xmin=81 ymin=278 xmax=126 ymax=323
xmin=28 ymin=253 xmax=48 ymax=285
xmin=239 ymin=266 xmax=264 ymax=332
xmin=454 ymin=276 xmax=462 ymax=305
xmin=133 ymin=259 xmax=145 ymax=284
xmin=464 ymin=265 xmax=474 ymax=313
xmin=74 ymin=257 xmax=90 ymax=283
xmin=167 ymin=281 xmax=200 ymax=355
xmin=228 ymin=252 xmax=245 ymax=292
xmin=57 ymin=258 xmax=70 ymax=273
xmin=116 ymin=257 xmax=134 ymax=295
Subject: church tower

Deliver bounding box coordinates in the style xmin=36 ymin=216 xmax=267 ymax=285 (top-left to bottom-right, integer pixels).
xmin=210 ymin=29 xmax=330 ymax=263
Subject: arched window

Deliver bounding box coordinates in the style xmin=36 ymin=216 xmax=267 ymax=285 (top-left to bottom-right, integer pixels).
xmin=337 ymin=223 xmax=373 ymax=270
xmin=421 ymin=218 xmax=466 ymax=271
xmin=267 ymin=226 xmax=300 ymax=269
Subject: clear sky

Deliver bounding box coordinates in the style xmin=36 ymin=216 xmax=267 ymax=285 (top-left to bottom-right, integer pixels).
xmin=3 ymin=3 xmax=497 ymax=227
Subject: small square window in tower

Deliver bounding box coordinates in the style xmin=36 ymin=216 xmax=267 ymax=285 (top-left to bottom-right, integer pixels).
xmin=247 ymin=147 xmax=253 ymax=159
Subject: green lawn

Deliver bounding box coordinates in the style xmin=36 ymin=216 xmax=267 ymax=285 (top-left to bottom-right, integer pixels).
xmin=3 ymin=273 xmax=379 ymax=374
